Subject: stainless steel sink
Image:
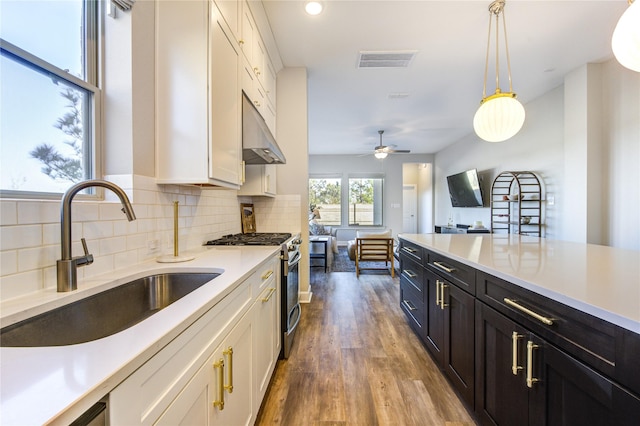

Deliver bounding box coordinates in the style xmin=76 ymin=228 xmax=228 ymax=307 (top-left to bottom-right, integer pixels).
xmin=0 ymin=272 xmax=220 ymax=347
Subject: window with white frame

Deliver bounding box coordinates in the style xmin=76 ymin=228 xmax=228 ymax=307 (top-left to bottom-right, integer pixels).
xmin=0 ymin=0 xmax=100 ymax=196
xmin=308 ymin=177 xmax=341 ymax=226
xmin=348 ymin=176 xmax=383 ymax=226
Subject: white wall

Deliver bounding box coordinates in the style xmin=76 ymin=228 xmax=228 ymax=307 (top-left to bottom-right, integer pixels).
xmin=435 ymin=59 xmax=640 ymax=250
xmin=309 ymin=153 xmax=434 ymax=242
xmin=276 ymin=67 xmax=311 ymax=301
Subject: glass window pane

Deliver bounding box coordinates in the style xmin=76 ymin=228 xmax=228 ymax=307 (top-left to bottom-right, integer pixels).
xmin=0 ymin=1 xmax=85 ymax=78
xmin=0 ymin=54 xmax=93 ymax=193
xmin=349 ymin=178 xmax=383 ymax=226
xmin=309 ymin=178 xmax=341 ymax=226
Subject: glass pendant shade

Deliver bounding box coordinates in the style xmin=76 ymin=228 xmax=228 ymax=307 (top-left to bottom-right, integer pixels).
xmin=473 ymin=93 xmax=526 ymax=142
xmin=612 ymin=0 xmax=640 ymax=72
xmin=474 ymin=1 xmax=525 ymax=142
xmin=374 ymin=151 xmax=388 ymax=159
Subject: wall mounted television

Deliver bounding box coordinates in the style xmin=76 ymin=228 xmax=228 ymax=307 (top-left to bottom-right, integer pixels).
xmin=446 ymin=169 xmax=485 ymax=207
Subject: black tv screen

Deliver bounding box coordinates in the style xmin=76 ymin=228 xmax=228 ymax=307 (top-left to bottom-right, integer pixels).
xmin=447 ymin=169 xmax=484 ymax=207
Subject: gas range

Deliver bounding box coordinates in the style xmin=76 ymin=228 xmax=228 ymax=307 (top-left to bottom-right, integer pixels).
xmin=204 ymin=232 xmax=292 ymax=246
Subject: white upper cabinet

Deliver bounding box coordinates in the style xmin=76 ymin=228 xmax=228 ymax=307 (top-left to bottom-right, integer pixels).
xmin=156 ymin=0 xmax=242 ymax=188
xmin=238 ymin=164 xmax=277 ymax=197
xmin=240 ymin=1 xmax=277 ymax=135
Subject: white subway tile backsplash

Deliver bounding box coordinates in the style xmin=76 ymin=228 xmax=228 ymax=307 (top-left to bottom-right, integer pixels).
xmin=1 ymin=201 xmax=18 ymax=225
xmin=18 ymin=245 xmax=58 ymax=272
xmin=17 ymin=200 xmax=58 ymax=224
xmin=0 ymin=250 xmax=18 ymax=275
xmin=0 ymin=270 xmax=43 ymax=299
xmin=1 ymin=175 xmax=301 ymax=302
xmin=0 ymin=225 xmax=43 ymax=251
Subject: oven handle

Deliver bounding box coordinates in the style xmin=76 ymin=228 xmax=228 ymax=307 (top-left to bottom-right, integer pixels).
xmin=283 ymin=251 xmax=301 ymax=277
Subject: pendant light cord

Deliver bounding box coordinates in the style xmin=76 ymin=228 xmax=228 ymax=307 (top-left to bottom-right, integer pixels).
xmin=482 ymin=0 xmax=515 ymax=98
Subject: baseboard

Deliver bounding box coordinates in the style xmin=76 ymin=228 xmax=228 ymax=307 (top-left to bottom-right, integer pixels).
xmin=299 ymin=291 xmax=313 ymax=303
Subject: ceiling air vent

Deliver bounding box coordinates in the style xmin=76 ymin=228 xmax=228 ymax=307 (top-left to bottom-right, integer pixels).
xmin=357 ymin=51 xmax=417 ymax=68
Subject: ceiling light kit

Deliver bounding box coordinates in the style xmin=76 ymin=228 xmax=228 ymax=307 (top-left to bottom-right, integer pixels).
xmin=372 ymin=130 xmax=411 ymax=159
xmin=305 ymin=1 xmax=323 ymax=16
xmin=473 ymin=0 xmax=525 ymax=143
xmin=612 ymin=0 xmax=640 ymax=72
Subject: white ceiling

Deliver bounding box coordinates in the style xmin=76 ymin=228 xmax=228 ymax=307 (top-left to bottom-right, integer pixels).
xmin=261 ymin=0 xmax=628 ymax=156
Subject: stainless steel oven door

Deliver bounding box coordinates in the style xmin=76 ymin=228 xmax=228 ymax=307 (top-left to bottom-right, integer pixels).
xmin=282 ymin=250 xmax=301 ymax=359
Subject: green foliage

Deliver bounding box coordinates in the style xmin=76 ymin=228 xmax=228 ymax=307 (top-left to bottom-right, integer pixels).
xmin=349 ymin=178 xmax=374 ymax=204
xmin=29 ymin=87 xmax=84 ymax=183
xmin=309 ymin=179 xmax=341 ymax=206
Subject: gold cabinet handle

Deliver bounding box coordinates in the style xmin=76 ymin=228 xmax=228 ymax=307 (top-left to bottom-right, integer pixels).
xmin=526 ymin=341 xmax=540 ymax=388
xmin=436 ymin=280 xmax=448 ymax=309
xmin=239 ymin=39 xmax=245 ymax=45
xmin=403 ymin=269 xmax=417 ymax=278
xmin=261 ymin=270 xmax=273 ymax=280
xmin=440 ymin=282 xmax=448 ymax=310
xmin=223 ymin=347 xmax=233 ymax=393
xmin=261 ymin=287 xmax=276 ymax=303
xmin=432 ymin=261 xmax=455 ymax=273
xmin=213 ymin=359 xmax=225 ymax=410
xmin=402 ymin=299 xmax=417 ymax=311
xmin=511 ymin=332 xmax=524 ymax=375
xmin=504 ymin=298 xmax=554 ymax=326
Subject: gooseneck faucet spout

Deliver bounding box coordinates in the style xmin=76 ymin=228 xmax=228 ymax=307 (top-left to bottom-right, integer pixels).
xmin=57 ymin=180 xmax=137 ymax=292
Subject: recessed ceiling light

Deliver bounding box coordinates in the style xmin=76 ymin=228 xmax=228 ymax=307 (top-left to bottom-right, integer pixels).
xmin=305 ymin=1 xmax=323 ymax=16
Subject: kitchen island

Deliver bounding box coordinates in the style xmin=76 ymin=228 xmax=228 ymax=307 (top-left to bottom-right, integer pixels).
xmin=398 ymin=233 xmax=640 ymax=425
xmin=0 ymin=245 xmax=281 ymax=425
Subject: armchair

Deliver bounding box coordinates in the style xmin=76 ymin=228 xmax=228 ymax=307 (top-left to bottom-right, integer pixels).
xmin=349 ymin=230 xmax=395 ymax=277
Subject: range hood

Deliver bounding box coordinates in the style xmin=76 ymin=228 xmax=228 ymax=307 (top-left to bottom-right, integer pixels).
xmin=242 ymin=93 xmax=286 ymax=164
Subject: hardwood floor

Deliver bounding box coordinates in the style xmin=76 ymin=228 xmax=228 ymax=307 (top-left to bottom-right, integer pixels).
xmin=256 ymin=270 xmax=477 ymax=426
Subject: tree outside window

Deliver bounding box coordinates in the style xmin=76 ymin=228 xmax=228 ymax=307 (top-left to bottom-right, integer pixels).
xmin=349 ymin=177 xmax=383 ymax=226
xmin=308 ymin=178 xmax=341 ymax=225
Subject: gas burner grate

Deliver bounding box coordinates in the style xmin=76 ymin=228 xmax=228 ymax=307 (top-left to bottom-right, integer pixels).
xmin=205 ymin=232 xmax=292 ymax=246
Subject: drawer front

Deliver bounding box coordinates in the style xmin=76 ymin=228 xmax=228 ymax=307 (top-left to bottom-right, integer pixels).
xmin=400 ymin=255 xmax=424 ymax=296
xmin=476 ymin=271 xmax=618 ymax=383
xmin=399 ymin=239 xmax=424 ymax=264
xmin=426 ymin=250 xmax=476 ymax=295
xmin=400 ymin=280 xmax=425 ymax=333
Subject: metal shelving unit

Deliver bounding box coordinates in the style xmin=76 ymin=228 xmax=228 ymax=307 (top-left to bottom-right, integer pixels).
xmin=490 ymin=171 xmax=543 ymax=236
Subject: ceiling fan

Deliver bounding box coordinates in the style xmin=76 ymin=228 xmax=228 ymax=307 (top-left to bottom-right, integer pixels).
xmin=372 ymin=130 xmax=410 ymax=159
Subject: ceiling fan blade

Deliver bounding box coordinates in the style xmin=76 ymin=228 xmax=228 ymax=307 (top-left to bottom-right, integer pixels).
xmin=388 ymin=149 xmax=411 ymax=153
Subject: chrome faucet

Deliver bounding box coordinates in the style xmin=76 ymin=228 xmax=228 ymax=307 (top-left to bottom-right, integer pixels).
xmin=57 ymin=180 xmax=137 ymax=292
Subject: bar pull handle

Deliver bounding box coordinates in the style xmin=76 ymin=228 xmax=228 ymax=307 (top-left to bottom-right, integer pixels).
xmin=402 ymin=247 xmax=417 ymax=254
xmin=511 ymin=332 xmax=524 ymax=375
xmin=223 ymin=347 xmax=233 ymax=393
xmin=436 ymin=279 xmax=442 ymax=307
xmin=402 ymin=300 xmax=417 ymax=312
xmin=403 ymin=270 xmax=417 ymax=278
xmin=261 ymin=270 xmax=273 ymax=280
xmin=504 ymin=298 xmax=554 ymax=326
xmin=261 ymin=287 xmax=276 ymax=303
xmin=440 ymin=283 xmax=448 ymax=310
xmin=213 ymin=359 xmax=225 ymax=410
xmin=526 ymin=341 xmax=540 ymax=388
xmin=432 ymin=261 xmax=455 ymax=273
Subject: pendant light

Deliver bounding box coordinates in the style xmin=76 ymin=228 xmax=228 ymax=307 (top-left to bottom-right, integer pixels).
xmin=473 ymin=0 xmax=525 ymax=143
xmin=612 ymin=0 xmax=640 ymax=72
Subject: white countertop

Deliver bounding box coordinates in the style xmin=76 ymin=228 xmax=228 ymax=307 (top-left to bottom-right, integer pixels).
xmin=399 ymin=234 xmax=640 ymax=335
xmin=0 ymin=245 xmax=280 ymax=426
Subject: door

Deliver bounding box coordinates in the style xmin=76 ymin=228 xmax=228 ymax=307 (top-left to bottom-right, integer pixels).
xmin=402 ymin=184 xmax=417 ymax=233
xmin=529 ymin=334 xmax=640 ymax=426
xmin=424 ymin=268 xmax=444 ymax=365
xmin=444 ymin=283 xmax=475 ymax=407
xmin=475 ymin=301 xmax=530 ymax=425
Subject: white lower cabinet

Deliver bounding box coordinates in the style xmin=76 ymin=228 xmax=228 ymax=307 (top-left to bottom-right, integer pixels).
xmin=110 ymin=255 xmax=281 ymax=425
xmin=253 ymin=260 xmax=280 ymax=404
